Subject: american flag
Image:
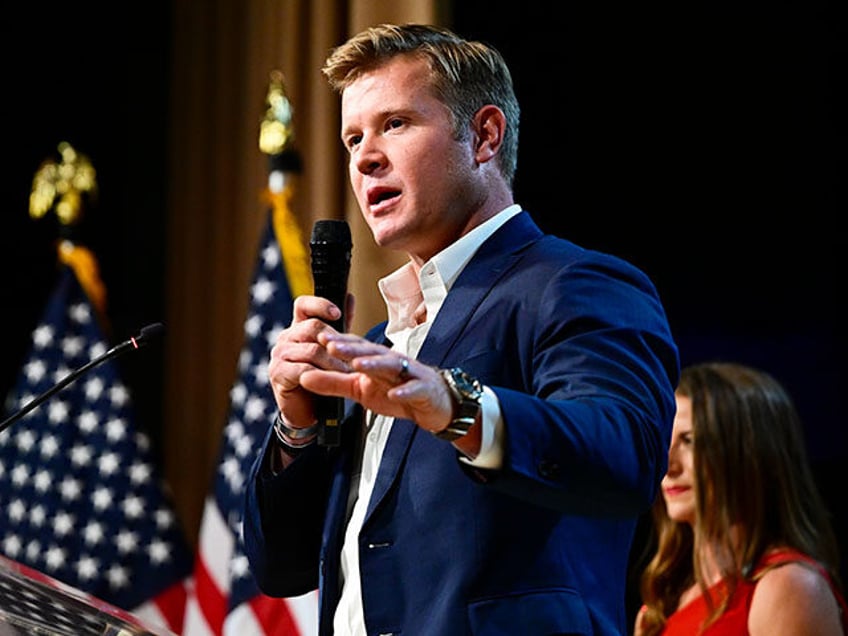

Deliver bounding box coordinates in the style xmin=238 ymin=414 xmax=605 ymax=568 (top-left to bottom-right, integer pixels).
xmin=181 ymin=188 xmax=318 ymax=635
xmin=0 ymin=262 xmax=193 ymax=634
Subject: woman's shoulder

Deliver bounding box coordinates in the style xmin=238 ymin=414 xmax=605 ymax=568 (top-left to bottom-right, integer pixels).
xmin=749 ymin=551 xmax=845 ymax=635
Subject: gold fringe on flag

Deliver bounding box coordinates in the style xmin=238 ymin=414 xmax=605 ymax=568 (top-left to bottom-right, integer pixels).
xmin=57 ymin=240 xmax=108 ymax=317
xmin=262 ymin=184 xmax=312 ymax=299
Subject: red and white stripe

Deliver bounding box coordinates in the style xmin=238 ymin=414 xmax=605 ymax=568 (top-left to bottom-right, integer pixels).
xmin=181 ymin=496 xmax=318 ymax=636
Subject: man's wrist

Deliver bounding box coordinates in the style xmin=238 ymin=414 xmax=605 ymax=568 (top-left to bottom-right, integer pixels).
xmin=434 ymin=367 xmax=483 ymax=442
xmin=274 ymin=412 xmax=319 ymax=453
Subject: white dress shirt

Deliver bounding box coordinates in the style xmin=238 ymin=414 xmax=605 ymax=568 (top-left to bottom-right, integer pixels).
xmin=332 ymin=205 xmax=520 ymax=635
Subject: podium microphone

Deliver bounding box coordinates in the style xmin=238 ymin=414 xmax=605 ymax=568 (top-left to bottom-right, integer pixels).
xmin=0 ymin=322 xmax=165 ymax=434
xmin=310 ymin=219 xmax=352 ymax=447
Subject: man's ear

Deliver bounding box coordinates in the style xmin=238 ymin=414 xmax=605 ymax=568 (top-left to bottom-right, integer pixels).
xmin=472 ymin=105 xmax=506 ymax=164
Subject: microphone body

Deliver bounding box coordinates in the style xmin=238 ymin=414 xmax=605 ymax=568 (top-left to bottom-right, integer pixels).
xmin=310 ymin=219 xmax=352 ymax=447
xmin=0 ymin=323 xmax=164 ymax=433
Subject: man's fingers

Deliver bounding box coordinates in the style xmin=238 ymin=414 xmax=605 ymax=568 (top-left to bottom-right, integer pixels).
xmin=293 ymin=294 xmax=343 ymax=323
xmin=300 ymin=368 xmax=356 ymax=397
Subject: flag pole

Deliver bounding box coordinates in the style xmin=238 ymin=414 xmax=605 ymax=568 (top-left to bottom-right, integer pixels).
xmin=260 ymin=70 xmax=312 ymax=299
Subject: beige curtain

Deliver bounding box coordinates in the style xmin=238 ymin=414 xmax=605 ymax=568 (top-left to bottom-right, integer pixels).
xmin=164 ymin=0 xmax=448 ymax=544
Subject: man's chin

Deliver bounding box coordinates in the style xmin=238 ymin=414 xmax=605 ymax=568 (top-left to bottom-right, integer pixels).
xmin=368 ymin=221 xmax=404 ymax=250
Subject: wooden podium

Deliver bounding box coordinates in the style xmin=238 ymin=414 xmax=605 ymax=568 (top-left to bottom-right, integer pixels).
xmin=0 ymin=555 xmax=174 ymax=635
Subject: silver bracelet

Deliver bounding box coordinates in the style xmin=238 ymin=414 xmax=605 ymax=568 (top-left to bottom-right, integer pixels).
xmin=274 ymin=412 xmax=320 ymax=448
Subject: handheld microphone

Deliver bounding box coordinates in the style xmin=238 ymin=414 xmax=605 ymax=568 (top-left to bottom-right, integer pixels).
xmin=0 ymin=322 xmax=165 ymax=434
xmin=310 ymin=219 xmax=352 ymax=447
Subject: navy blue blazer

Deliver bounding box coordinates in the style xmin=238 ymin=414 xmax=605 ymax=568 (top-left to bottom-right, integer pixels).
xmin=244 ymin=212 xmax=679 ymax=635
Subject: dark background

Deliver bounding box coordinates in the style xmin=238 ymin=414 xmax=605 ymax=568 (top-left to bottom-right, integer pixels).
xmin=2 ymin=0 xmax=846 ymax=624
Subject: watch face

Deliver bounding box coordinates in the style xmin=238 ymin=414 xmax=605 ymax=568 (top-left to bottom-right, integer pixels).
xmin=450 ymin=369 xmax=483 ymax=400
xmin=436 ymin=368 xmax=482 ymax=441
xmin=452 ymin=369 xmax=482 ymax=398
xmin=453 ymin=370 xmax=471 ymax=392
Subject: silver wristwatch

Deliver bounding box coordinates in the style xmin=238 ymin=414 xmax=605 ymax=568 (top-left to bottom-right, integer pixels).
xmin=435 ymin=367 xmax=483 ymax=442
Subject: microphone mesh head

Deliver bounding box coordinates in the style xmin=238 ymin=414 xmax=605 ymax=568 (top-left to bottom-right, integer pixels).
xmin=311 ymin=219 xmax=351 ymax=246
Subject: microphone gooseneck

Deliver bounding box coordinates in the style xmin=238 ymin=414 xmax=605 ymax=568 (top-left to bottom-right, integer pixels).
xmin=310 ymin=219 xmax=352 ymax=447
xmin=0 ymin=322 xmax=165 ymax=434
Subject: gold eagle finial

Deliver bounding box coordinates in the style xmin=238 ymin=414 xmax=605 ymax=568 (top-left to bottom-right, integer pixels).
xmin=29 ymin=141 xmax=98 ymax=225
xmin=259 ymin=70 xmax=295 ymax=156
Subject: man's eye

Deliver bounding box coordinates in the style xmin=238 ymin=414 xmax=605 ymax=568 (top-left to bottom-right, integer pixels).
xmin=346 ymin=134 xmax=362 ymax=149
xmin=387 ymin=118 xmax=404 ymax=130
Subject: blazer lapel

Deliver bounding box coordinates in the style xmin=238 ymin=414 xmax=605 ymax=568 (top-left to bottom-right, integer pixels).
xmin=364 ymin=212 xmax=543 ymax=519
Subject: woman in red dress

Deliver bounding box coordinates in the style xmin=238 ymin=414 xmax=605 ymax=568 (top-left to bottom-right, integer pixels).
xmin=634 ymin=362 xmax=846 ymax=635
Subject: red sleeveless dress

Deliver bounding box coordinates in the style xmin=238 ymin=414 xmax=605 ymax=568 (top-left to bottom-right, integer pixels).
xmin=660 ymin=549 xmax=848 ymax=634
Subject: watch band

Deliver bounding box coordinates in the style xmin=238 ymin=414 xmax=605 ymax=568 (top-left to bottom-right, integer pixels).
xmin=435 ymin=367 xmax=483 ymax=442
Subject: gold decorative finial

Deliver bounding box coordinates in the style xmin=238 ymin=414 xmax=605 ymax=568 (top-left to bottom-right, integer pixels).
xmin=29 ymin=141 xmax=98 ymax=225
xmin=259 ymin=70 xmax=295 ymax=155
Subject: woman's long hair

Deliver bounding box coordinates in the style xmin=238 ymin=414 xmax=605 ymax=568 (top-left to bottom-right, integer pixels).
xmin=638 ymin=362 xmax=842 ymax=634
